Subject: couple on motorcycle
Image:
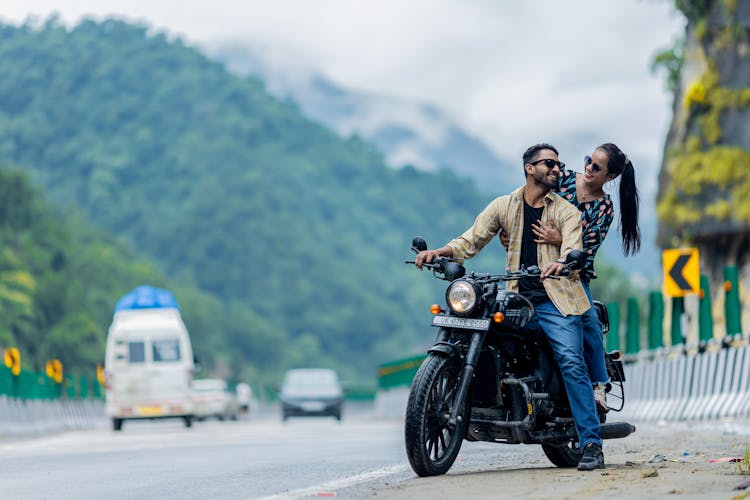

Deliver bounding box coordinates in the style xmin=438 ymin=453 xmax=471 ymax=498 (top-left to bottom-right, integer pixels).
xmin=415 ymin=142 xmax=641 ymax=471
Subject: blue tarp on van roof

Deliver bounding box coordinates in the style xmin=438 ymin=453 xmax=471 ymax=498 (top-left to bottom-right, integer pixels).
xmin=115 ymin=285 xmax=180 ymax=312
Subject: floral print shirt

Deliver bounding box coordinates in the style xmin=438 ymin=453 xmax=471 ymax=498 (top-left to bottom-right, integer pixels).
xmin=556 ymin=170 xmax=615 ymax=280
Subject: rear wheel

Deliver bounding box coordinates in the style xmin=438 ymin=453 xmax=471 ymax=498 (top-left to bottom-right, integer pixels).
xmin=183 ymin=416 xmax=193 ymax=428
xmin=404 ymin=354 xmax=467 ymax=477
xmin=112 ymin=418 xmax=123 ymax=432
xmin=542 ymin=439 xmax=583 ymax=468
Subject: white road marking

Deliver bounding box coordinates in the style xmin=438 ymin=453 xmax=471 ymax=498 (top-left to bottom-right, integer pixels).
xmin=254 ymin=463 xmax=409 ymax=500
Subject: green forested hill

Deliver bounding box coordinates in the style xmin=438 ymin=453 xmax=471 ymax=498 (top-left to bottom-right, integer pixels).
xmin=0 ymin=17 xmax=512 ymax=385
xmin=0 ymin=163 xmax=262 ymax=377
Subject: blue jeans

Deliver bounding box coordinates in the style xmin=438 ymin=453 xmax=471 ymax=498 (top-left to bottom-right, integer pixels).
xmin=582 ymin=281 xmax=610 ymax=386
xmin=527 ymin=299 xmax=602 ymax=448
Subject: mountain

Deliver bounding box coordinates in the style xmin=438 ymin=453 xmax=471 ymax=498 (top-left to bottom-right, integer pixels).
xmin=0 ymin=162 xmax=241 ymax=376
xmin=0 ymin=17 xmax=505 ymax=385
xmin=209 ymin=44 xmax=517 ymax=191
xmin=208 ymin=44 xmax=661 ymax=282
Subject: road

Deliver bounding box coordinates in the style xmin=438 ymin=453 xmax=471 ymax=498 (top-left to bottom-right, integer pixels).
xmin=1 ymin=405 xmax=749 ymax=499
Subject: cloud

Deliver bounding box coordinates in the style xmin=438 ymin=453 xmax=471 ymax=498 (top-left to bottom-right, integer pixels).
xmin=2 ymin=0 xmax=685 ymax=276
xmin=1 ymin=1 xmax=685 ymax=163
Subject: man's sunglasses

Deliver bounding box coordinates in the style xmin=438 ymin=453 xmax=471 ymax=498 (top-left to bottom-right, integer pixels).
xmin=530 ymin=158 xmax=565 ymax=170
xmin=584 ymin=155 xmax=604 ymax=173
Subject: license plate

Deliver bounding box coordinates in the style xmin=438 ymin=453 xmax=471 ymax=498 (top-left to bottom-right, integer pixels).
xmin=301 ymin=402 xmax=325 ymax=412
xmin=432 ymin=315 xmax=490 ymax=331
xmin=138 ymin=406 xmax=164 ymax=416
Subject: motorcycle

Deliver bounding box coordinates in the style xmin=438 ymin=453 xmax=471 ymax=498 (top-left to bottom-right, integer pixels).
xmin=404 ymin=236 xmax=635 ymax=477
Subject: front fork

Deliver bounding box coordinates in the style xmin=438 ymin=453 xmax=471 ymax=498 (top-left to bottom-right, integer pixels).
xmin=447 ymin=330 xmax=485 ymax=430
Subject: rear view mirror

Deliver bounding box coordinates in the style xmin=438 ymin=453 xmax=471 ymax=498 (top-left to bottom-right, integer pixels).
xmin=412 ymin=236 xmax=428 ymax=253
xmin=565 ymin=250 xmax=586 ymax=270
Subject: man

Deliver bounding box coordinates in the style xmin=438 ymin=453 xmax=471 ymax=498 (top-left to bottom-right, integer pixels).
xmin=414 ymin=143 xmax=604 ymax=471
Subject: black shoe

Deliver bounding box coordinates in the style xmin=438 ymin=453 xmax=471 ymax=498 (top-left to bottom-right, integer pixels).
xmin=577 ymin=443 xmax=605 ymax=471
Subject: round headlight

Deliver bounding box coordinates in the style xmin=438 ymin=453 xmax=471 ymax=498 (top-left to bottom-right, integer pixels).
xmin=446 ymin=280 xmax=477 ymax=314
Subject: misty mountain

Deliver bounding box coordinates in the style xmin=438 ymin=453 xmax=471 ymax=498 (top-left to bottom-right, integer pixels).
xmin=209 ymin=44 xmax=516 ymax=192
xmin=208 ymin=44 xmax=661 ymax=282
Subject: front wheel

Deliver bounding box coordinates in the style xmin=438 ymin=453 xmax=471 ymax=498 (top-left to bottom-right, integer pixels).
xmin=542 ymin=440 xmax=583 ymax=468
xmin=404 ymin=354 xmax=467 ymax=477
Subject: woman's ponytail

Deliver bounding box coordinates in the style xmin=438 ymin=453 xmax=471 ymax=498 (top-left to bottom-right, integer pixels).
xmin=598 ymin=143 xmax=641 ymax=256
xmin=618 ymin=159 xmax=640 ymax=256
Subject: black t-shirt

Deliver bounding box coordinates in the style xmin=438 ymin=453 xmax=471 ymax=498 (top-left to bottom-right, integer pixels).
xmin=518 ymin=200 xmax=549 ymax=304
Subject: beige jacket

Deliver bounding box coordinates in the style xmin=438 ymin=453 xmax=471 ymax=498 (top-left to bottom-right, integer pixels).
xmin=446 ymin=185 xmax=590 ymax=316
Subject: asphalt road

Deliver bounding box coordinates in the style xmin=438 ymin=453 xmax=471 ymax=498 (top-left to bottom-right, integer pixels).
xmin=1 ymin=405 xmax=749 ymax=499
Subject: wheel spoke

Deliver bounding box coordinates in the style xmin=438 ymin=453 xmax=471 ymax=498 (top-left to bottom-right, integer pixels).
xmin=438 ymin=428 xmax=447 ymax=454
xmin=429 ymin=433 xmax=438 ymax=460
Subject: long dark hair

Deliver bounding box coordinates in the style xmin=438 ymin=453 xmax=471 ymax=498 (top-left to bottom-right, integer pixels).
xmin=598 ymin=143 xmax=641 ymax=256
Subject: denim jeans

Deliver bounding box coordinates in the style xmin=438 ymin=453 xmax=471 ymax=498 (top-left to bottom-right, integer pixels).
xmin=527 ymin=298 xmax=602 ymax=448
xmin=582 ymin=281 xmax=610 ymax=386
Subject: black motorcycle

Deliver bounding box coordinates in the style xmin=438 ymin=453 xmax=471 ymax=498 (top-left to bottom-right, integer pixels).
xmin=404 ymin=237 xmax=635 ymax=477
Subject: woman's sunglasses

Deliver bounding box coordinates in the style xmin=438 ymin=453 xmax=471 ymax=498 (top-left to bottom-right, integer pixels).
xmin=584 ymin=155 xmax=604 ymax=173
xmin=530 ymin=158 xmax=565 ymax=170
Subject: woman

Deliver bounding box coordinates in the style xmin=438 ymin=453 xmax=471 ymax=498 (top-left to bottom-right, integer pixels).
xmin=502 ymin=143 xmax=640 ymax=411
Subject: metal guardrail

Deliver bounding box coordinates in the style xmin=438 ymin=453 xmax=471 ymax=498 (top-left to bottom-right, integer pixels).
xmin=621 ymin=338 xmax=750 ymax=421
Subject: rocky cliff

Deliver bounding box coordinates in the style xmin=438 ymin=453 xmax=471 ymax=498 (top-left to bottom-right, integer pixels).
xmin=657 ymin=0 xmax=750 ymax=285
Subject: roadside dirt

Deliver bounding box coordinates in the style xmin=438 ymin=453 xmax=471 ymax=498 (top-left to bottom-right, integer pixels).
xmin=371 ymin=420 xmax=750 ymax=500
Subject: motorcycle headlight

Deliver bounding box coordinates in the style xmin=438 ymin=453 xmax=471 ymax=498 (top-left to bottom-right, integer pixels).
xmin=446 ymin=280 xmax=478 ymax=315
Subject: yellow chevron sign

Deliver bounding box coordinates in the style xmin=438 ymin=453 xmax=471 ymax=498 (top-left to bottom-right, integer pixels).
xmin=663 ymin=248 xmax=700 ymax=297
xmin=4 ymin=347 xmax=20 ymax=376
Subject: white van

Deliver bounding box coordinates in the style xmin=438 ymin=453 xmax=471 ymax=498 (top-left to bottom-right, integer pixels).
xmin=104 ymin=286 xmax=195 ymax=431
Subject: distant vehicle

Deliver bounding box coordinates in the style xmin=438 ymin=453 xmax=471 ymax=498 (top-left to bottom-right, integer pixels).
xmin=279 ymin=368 xmax=343 ymax=421
xmin=235 ymin=382 xmax=256 ymax=415
xmin=191 ymin=378 xmax=239 ymax=421
xmin=104 ymin=286 xmax=196 ymax=431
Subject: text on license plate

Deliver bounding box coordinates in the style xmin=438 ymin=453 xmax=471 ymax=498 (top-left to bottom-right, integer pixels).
xmin=432 ymin=315 xmax=490 ymax=330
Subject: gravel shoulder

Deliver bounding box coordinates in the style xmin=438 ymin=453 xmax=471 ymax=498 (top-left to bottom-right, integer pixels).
xmin=370 ymin=420 xmax=750 ymax=500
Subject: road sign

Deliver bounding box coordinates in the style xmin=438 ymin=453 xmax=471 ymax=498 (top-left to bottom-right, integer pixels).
xmin=96 ymin=364 xmax=106 ymax=385
xmin=4 ymin=347 xmax=21 ymax=376
xmin=663 ymin=248 xmax=700 ymax=297
xmin=46 ymin=359 xmax=63 ymax=384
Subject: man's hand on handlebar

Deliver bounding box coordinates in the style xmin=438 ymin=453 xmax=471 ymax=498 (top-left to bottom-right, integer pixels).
xmin=540 ymin=261 xmax=566 ymax=279
xmin=414 ymin=246 xmax=452 ymax=270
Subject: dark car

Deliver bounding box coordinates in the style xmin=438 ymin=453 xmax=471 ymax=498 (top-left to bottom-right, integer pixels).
xmin=279 ymin=368 xmax=343 ymax=421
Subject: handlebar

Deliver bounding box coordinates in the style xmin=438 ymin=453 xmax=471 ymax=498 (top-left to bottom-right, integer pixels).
xmin=403 ymin=256 xmax=455 ymax=271
xmin=405 ymin=258 xmax=572 ymax=281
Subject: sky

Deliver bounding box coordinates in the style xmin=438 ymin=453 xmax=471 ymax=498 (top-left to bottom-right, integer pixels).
xmin=1 ymin=1 xmax=687 ymax=277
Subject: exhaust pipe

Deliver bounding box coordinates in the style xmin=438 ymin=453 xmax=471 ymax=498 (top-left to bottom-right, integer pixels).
xmin=600 ymin=421 xmax=637 ymax=440
xmin=535 ymin=421 xmax=636 ymax=444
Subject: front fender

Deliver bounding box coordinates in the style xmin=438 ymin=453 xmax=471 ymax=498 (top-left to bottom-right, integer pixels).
xmin=427 ymin=341 xmax=460 ymax=359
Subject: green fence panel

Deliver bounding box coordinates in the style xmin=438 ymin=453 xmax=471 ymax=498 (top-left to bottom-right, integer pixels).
xmin=0 ymin=365 xmax=12 ymax=396
xmin=725 ymin=265 xmax=742 ymax=336
xmin=699 ymin=274 xmax=713 ymax=342
xmin=65 ymin=376 xmax=75 ymax=399
xmin=648 ymin=291 xmax=664 ymax=350
xmin=378 ymin=354 xmax=426 ymax=390
xmin=344 ymin=385 xmax=376 ymax=401
xmin=79 ymin=375 xmax=89 ymax=399
xmin=625 ymin=297 xmax=640 ymax=354
xmin=93 ymin=379 xmax=103 ymax=399
xmin=606 ymin=302 xmax=620 ymax=352
xmin=671 ymin=297 xmax=685 ymax=346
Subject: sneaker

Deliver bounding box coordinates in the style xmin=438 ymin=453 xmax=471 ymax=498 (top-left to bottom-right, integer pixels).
xmin=577 ymin=443 xmax=605 ymax=471
xmin=593 ymin=384 xmax=608 ymax=413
